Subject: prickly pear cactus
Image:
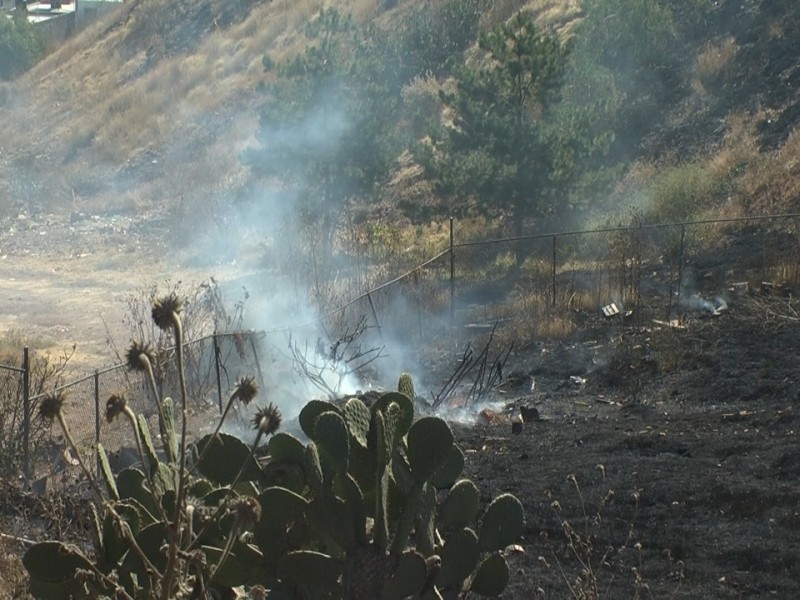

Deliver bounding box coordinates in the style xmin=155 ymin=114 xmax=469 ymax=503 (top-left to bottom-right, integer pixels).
xmin=255 ymin=388 xmax=525 ymax=599
xmin=398 ymin=371 xmax=416 ymax=400
xmin=25 ymin=363 xmax=524 ymax=600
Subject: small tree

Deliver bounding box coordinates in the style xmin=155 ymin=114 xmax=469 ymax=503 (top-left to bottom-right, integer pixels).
xmin=418 ymin=12 xmax=573 ymax=250
xmin=0 ymin=12 xmax=44 ymax=80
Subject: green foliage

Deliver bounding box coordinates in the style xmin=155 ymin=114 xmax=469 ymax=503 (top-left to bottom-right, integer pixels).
xmin=245 ymin=8 xmax=404 ymax=250
xmin=420 ymin=12 xmax=578 ymax=239
xmin=647 ymin=162 xmax=712 ymax=222
xmin=26 ymin=395 xmax=267 ymax=598
xmin=0 ymin=14 xmax=44 ymax=81
xmin=253 ymin=394 xmax=524 ymax=598
xmin=566 ymin=0 xmax=687 ymax=156
xmin=24 ymin=298 xmax=282 ymax=599
xmin=387 ymin=0 xmax=487 ymax=83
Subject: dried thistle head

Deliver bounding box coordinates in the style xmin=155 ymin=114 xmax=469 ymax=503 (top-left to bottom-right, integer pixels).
xmin=126 ymin=341 xmax=157 ymax=372
xmin=252 ymin=403 xmax=282 ymax=437
xmin=105 ymin=394 xmax=127 ymax=423
xmin=151 ymin=293 xmax=183 ymax=331
xmin=231 ymin=375 xmax=258 ymax=406
xmin=38 ymin=391 xmax=67 ymax=423
xmin=229 ymin=496 xmax=262 ymax=525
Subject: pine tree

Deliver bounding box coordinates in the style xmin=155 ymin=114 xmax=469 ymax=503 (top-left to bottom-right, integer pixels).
xmin=421 ymin=12 xmax=571 ymax=248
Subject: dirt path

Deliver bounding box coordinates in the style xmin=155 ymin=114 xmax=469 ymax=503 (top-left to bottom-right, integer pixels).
xmin=0 ymin=209 xmax=241 ymax=369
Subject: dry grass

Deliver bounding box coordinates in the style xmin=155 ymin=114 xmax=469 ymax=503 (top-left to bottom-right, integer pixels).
xmin=737 ymin=126 xmax=800 ymax=215
xmin=692 ymin=36 xmax=738 ymax=96
xmin=481 ymin=0 xmax=582 ymax=34
xmin=497 ymin=287 xmax=579 ymax=344
xmin=0 ymin=536 xmax=29 ymax=599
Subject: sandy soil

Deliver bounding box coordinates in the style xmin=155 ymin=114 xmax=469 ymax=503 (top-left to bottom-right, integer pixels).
xmin=0 ymin=208 xmax=245 ymax=369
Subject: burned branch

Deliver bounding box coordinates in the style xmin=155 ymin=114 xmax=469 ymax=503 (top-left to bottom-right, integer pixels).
xmin=288 ymin=315 xmax=386 ymax=399
xmin=431 ymin=323 xmax=513 ymax=410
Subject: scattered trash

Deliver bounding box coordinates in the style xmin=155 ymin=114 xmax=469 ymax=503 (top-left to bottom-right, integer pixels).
xmin=569 ymin=375 xmax=586 ymax=386
xmin=520 ymin=406 xmax=540 ymax=423
xmin=602 ymin=303 xmax=620 ymax=317
xmin=602 ymin=302 xmax=633 ymax=319
xmin=478 ymin=408 xmax=497 ymax=424
xmin=653 ymin=319 xmax=687 ymax=330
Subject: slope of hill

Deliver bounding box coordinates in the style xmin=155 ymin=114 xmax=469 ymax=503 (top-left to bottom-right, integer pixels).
xmin=0 ymin=0 xmax=797 ymax=227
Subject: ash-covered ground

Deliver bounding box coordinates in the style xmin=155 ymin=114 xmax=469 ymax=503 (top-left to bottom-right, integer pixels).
xmin=447 ymin=294 xmax=800 ymax=598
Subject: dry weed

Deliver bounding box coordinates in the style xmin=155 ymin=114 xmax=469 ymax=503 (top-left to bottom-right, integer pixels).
xmin=692 ymin=36 xmax=738 ymax=96
xmin=0 ymin=536 xmax=29 ymax=599
xmin=738 ymin=126 xmax=800 ymax=215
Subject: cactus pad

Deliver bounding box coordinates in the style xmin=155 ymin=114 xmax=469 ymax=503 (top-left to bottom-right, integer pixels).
xmin=468 ymin=553 xmax=510 ymax=597
xmin=478 ymin=493 xmax=525 ymax=552
xmin=195 ymin=432 xmax=261 ymax=485
xmin=268 ymin=432 xmax=306 ymax=464
xmin=436 ymin=527 xmax=480 ymax=590
xmin=343 ymin=397 xmax=371 ymax=447
xmin=314 ymin=410 xmax=350 ymax=476
xmin=440 ymin=478 xmax=481 ymax=529
xmin=299 ymin=399 xmax=341 ymax=439
xmin=398 ymin=372 xmax=416 ymax=400
xmin=406 ymin=417 xmax=454 ymax=482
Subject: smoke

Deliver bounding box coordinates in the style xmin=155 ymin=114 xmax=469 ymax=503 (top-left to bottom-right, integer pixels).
xmin=184 ymin=92 xmax=430 ymax=426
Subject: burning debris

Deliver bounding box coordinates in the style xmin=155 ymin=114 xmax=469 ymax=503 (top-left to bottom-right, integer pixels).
xmin=682 ymin=293 xmax=728 ymax=316
xmin=430 ymin=323 xmax=512 ymax=411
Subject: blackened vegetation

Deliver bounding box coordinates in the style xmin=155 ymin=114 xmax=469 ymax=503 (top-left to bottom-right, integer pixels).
xmin=453 ymin=290 xmax=800 ymax=598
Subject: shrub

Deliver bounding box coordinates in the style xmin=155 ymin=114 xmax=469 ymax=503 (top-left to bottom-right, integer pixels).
xmin=0 ymin=333 xmax=73 ymax=480
xmin=0 ymin=14 xmax=44 ymax=80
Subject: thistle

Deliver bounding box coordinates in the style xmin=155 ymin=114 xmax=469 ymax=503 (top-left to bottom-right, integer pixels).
xmin=37 ymin=390 xmax=67 ymax=423
xmin=106 ymin=393 xmax=151 ymax=481
xmin=125 ymin=341 xmax=157 ymax=373
xmin=125 ymin=341 xmax=170 ymax=460
xmin=191 ymin=375 xmax=261 ymax=475
xmin=151 ymin=292 xmax=183 ymax=332
xmin=105 ymin=393 xmax=128 ymax=423
xmin=252 ymin=402 xmax=282 ymax=437
xmin=231 ymin=375 xmax=258 ymax=406
xmin=151 ymin=293 xmax=190 ymax=600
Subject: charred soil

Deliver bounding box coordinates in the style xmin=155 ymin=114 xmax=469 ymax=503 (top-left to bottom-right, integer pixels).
xmin=456 ymin=297 xmax=800 ymax=598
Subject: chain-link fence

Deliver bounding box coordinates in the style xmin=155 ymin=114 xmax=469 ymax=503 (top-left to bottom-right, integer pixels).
xmin=13 ymin=331 xmax=266 ymax=486
xmin=4 ymin=214 xmax=800 ymax=487
xmin=296 ymin=214 xmax=800 ymax=357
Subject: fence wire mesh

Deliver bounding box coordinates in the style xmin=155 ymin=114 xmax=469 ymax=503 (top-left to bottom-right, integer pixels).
xmin=8 ymin=215 xmax=800 ymax=487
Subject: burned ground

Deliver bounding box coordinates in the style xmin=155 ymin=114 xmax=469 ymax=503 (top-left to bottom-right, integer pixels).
xmin=455 ymin=295 xmax=800 ymax=598
xmin=0 ymin=210 xmax=799 ymax=599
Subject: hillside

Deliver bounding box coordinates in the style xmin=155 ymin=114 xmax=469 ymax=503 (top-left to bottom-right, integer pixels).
xmin=0 ymin=0 xmax=797 ymax=229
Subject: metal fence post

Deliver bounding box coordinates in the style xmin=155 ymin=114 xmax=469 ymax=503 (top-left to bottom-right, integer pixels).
xmin=94 ymin=370 xmax=100 ymax=477
xmin=22 ymin=346 xmax=30 ymax=484
xmin=249 ymin=333 xmax=266 ymax=391
xmin=366 ymin=293 xmax=384 ymax=342
xmin=676 ymin=224 xmax=687 ymax=310
xmin=213 ymin=332 xmax=223 ymax=414
xmin=449 ymin=217 xmax=455 ymax=328
xmin=552 ymin=235 xmax=558 ymax=307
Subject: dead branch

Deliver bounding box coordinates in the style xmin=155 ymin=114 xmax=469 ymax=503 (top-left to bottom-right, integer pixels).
xmin=431 ymin=323 xmax=513 ymax=410
xmin=288 ymin=315 xmax=386 ymax=399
